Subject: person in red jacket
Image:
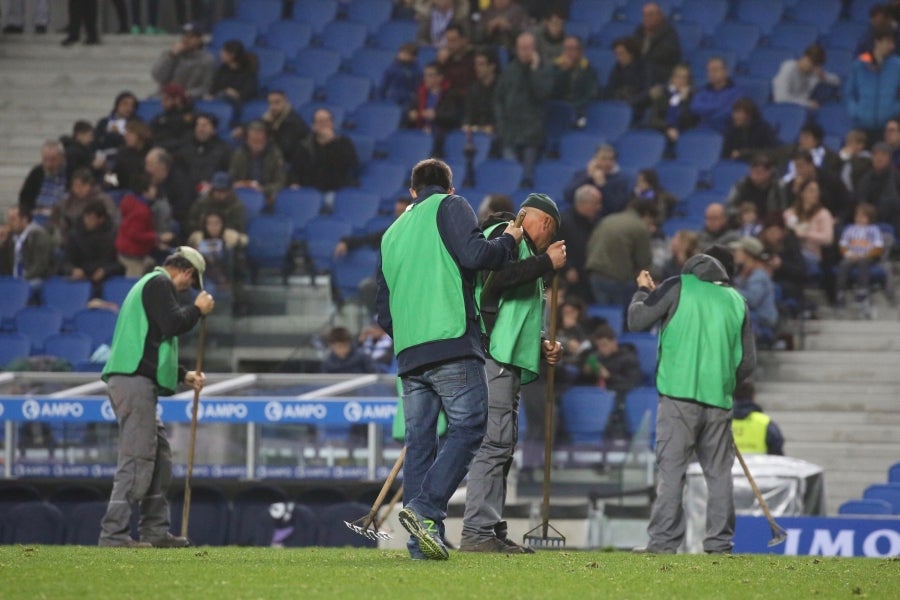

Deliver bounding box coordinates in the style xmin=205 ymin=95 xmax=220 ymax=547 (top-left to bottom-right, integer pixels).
xmin=116 ymin=174 xmax=170 ymax=277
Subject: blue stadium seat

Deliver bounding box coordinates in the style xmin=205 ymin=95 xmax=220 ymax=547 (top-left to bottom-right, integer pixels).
xmin=761 ymin=102 xmax=807 ymax=144
xmin=0 ymin=332 xmax=30 ymax=368
xmin=136 ymin=97 xmax=163 ymax=122
xmin=0 ymin=276 xmax=30 ymax=330
xmin=736 ymin=0 xmax=784 ymax=36
xmin=744 ymin=47 xmax=793 ymax=80
xmin=323 ymin=74 xmax=372 ymax=112
xmin=211 ymin=18 xmax=258 ymax=51
xmin=14 ymin=306 xmax=63 ymax=354
xmin=235 ymin=187 xmax=266 ymax=219
xmin=675 ymin=129 xmax=723 ymax=171
xmin=583 ymin=101 xmax=632 ymax=141
xmin=346 ymin=47 xmax=394 ymax=83
xmin=290 ymin=47 xmax=342 ymax=87
xmin=559 ymin=131 xmax=603 ymax=166
xmin=253 ymin=46 xmax=286 ymax=85
xmin=732 ymin=76 xmax=771 ymax=106
xmin=262 ymin=20 xmax=312 ymax=59
xmin=359 ymin=161 xmax=408 ymax=198
xmin=240 ymin=98 xmax=269 ymax=123
xmin=816 ymin=104 xmax=852 ymax=140
xmin=43 ymin=332 xmax=92 ymax=365
xmin=837 ymin=499 xmax=893 ymax=516
xmin=320 ymin=20 xmax=368 ymax=60
xmin=291 ymin=0 xmax=338 ymax=34
xmin=625 ymin=386 xmax=658 ymax=444
xmin=534 ymin=161 xmax=579 ymax=203
xmin=100 ymin=277 xmax=138 ymax=307
xmin=863 ymin=483 xmax=900 ymax=514
xmin=851 ymin=0 xmax=883 ymax=24
xmin=710 ymin=160 xmax=749 ymax=193
xmin=544 ymin=100 xmax=578 ymax=157
xmin=303 ymin=216 xmax=354 ymax=274
xmin=273 ymin=187 xmax=323 ymax=238
xmin=825 ymin=51 xmax=853 ymax=80
xmin=64 ymin=501 xmax=107 ymax=545
xmin=767 ymin=23 xmax=819 ymax=54
xmin=890 ymin=461 xmax=900 ymax=483
xmin=193 ymin=99 xmax=235 ymax=135
xmin=347 ymin=132 xmax=375 ymax=164
xmin=570 ymin=0 xmax=617 ymax=25
xmin=364 ymin=214 xmax=395 ymax=234
xmin=676 ymin=0 xmax=728 ymax=35
xmin=616 ymin=130 xmax=666 ymax=170
xmin=590 ymin=21 xmax=634 ymax=49
xmin=331 ymin=248 xmax=381 ymax=301
xmin=789 ymin=0 xmax=841 ymax=34
xmin=618 ymin=332 xmax=658 ymax=383
xmin=347 ymin=0 xmax=393 ymax=34
xmin=673 ymin=21 xmax=703 ymax=53
xmin=314 ymin=502 xmax=378 ymax=548
xmin=565 ymin=20 xmax=593 ymax=45
xmin=246 ymin=216 xmax=294 ymax=282
xmin=373 ymin=20 xmax=419 ymax=52
xmin=443 ymin=130 xmax=491 ymax=167
xmin=4 ymin=502 xmax=65 ymax=545
xmin=586 ymin=304 xmax=624 ymax=334
xmin=655 ymin=161 xmax=699 ymax=199
xmin=230 ymin=484 xmax=288 ymax=546
xmin=332 ymin=190 xmax=381 ymax=233
xmin=264 ymin=73 xmax=315 ymax=108
xmin=41 ymin=276 xmax=91 ymax=324
xmin=168 ymin=485 xmax=231 ymax=546
xmin=679 ymin=190 xmax=722 ymax=217
xmin=712 ymin=22 xmax=761 ymax=62
xmin=824 ymin=20 xmax=867 ymax=50
xmin=48 ymin=485 xmax=105 ymax=520
xmin=560 ymin=386 xmax=615 ymax=445
xmin=474 ymin=159 xmax=524 ymax=193
xmin=583 ymin=47 xmax=615 ymax=86
xmin=236 ymin=0 xmax=282 ymax=29
xmin=349 ymin=101 xmax=403 ymax=143
xmin=383 ymin=130 xmax=434 ymax=169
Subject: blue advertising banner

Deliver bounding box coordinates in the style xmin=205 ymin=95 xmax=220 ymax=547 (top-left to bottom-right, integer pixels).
xmin=11 ymin=462 xmax=398 ymax=480
xmin=735 ymin=515 xmax=900 ymax=557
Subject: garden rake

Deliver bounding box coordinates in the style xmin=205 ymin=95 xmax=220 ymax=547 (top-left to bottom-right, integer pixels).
xmin=345 ymin=445 xmax=406 ymax=541
xmin=735 ymin=443 xmax=787 ymax=546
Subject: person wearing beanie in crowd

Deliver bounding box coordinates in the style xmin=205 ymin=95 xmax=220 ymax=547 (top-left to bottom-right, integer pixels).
xmin=461 ymin=193 xmax=566 ymax=554
xmin=151 ymin=21 xmax=215 ymax=100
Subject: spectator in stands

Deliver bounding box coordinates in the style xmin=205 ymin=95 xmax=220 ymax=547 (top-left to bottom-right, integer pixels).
xmin=52 ymin=167 xmax=117 ymax=242
xmin=151 ymin=22 xmax=215 ymax=99
xmin=883 ymin=117 xmax=900 ymax=168
xmin=261 ymin=90 xmax=310 ymax=169
xmin=854 ymin=4 xmax=900 ymax=57
xmin=62 ymin=0 xmax=100 ymax=46
xmin=174 ymin=113 xmax=232 ymax=195
xmin=772 ymin=44 xmax=840 ymax=109
xmin=732 ymin=382 xmax=784 ymax=456
xmin=758 ymin=214 xmax=806 ymax=307
xmin=187 ymin=209 xmax=247 ymax=294
xmin=838 ymin=129 xmax=873 ymax=192
xmin=290 ymin=109 xmax=358 ymax=193
xmin=699 ymin=202 xmax=740 ymax=248
xmin=476 ymin=0 xmax=530 ymax=52
xmin=737 ymin=201 xmax=762 ymax=238
xmin=585 ymin=199 xmax=657 ymax=306
xmin=95 ymin=91 xmax=139 ymax=151
xmin=633 ymin=1 xmax=681 ymax=85
xmin=61 ymin=200 xmax=123 ymax=298
xmin=150 ymin=83 xmax=194 ymax=154
xmin=605 ymin=37 xmax=647 ymax=117
xmin=321 ymin=326 xmax=377 ymax=374
xmin=4 ymin=205 xmax=55 ymax=295
xmin=563 ymin=144 xmax=630 ymax=216
xmin=358 ymin=322 xmax=394 ymax=373
xmin=855 ymin=142 xmax=900 ymax=233
xmin=644 ymin=63 xmax=695 ymax=146
xmin=690 ymin=57 xmax=744 ymax=133
xmin=784 ymin=179 xmax=835 ymax=274
xmin=660 ymin=229 xmax=699 ymax=280
xmin=780 ymin=149 xmax=851 ymax=224
xmin=559 ymin=184 xmax=602 ymax=303
xmin=437 ymin=24 xmax=476 ymax=108
xmin=532 ymin=8 xmax=566 ymax=66
xmin=495 ymin=31 xmax=554 ymax=187
xmin=778 ymin=123 xmax=843 ymax=184
xmin=187 ymin=171 xmax=246 ymax=234
xmin=18 ymin=140 xmax=68 ymax=219
xmin=836 ymin=203 xmax=885 ymax=311
xmin=116 ymin=173 xmax=165 ymax=276
xmin=230 ymin=120 xmax=286 ymax=208
xmin=145 ymin=147 xmax=190 ymax=237
xmin=416 ymin=0 xmax=468 ymax=47
xmin=582 ymin=323 xmax=643 ymax=440
xmin=551 ymin=34 xmax=600 ymax=118
xmin=111 ymin=119 xmax=153 ymax=192
xmin=2 ymin=0 xmax=49 ymax=33
xmin=63 ymin=120 xmax=105 ymax=182
xmin=633 ymin=168 xmax=677 ymax=224
xmin=462 ymin=48 xmax=500 ymax=140
xmin=845 ymin=27 xmax=900 ymax=142
xmin=379 ymin=43 xmax=421 ymax=110
xmin=730 ymin=237 xmax=778 ymax=345
xmin=407 ymin=62 xmax=463 ymax=155
xmin=209 ymin=39 xmax=258 ymax=111
xmin=721 ymin=98 xmax=778 ymax=161
xmin=475 ymin=193 xmax=514 ymax=225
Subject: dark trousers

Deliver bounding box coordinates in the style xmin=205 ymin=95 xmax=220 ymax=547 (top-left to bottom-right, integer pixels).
xmin=67 ymin=0 xmax=98 ymax=41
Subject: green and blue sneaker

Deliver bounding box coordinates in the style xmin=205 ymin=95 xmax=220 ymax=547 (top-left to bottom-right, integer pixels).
xmin=398 ymin=507 xmax=449 ymax=560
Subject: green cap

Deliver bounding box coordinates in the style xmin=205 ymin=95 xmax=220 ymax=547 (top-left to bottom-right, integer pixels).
xmin=173 ymin=246 xmax=206 ymax=290
xmin=521 ymin=193 xmax=561 ymax=228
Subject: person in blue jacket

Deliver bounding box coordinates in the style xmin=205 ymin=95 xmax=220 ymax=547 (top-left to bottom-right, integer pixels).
xmin=845 ymin=27 xmax=900 ymax=143
xmin=689 ymin=57 xmax=744 ymax=133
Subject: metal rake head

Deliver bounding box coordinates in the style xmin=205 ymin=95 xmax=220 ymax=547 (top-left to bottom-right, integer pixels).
xmin=523 ymin=522 xmax=567 ymax=549
xmin=768 ymin=524 xmax=788 ymax=547
xmin=344 ymin=519 xmax=393 ymax=541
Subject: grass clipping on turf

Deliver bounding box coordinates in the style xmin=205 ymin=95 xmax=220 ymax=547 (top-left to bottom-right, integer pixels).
xmin=0 ymin=546 xmax=898 ymax=600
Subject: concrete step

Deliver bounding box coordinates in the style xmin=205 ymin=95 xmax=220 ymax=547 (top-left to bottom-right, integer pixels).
xmin=758 ymin=350 xmax=900 ymax=383
xmin=757 ymin=387 xmax=899 ymax=413
xmin=772 ymin=411 xmax=900 ymax=427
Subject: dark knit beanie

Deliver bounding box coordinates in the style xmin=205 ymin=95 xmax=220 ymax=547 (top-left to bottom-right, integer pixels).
xmin=521 ymin=193 xmax=561 ymax=228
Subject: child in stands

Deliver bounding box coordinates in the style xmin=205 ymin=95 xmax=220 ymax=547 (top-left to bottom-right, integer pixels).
xmin=836 ymin=203 xmax=884 ymax=311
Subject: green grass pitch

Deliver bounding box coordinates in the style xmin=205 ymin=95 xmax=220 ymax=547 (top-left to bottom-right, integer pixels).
xmin=1 ymin=546 xmax=898 ymax=599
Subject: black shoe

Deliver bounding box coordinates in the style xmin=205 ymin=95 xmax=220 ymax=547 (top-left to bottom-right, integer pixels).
xmin=61 ymin=36 xmax=78 ymax=46
xmin=459 ymin=536 xmax=527 ymax=554
xmin=3 ymin=25 xmax=24 ymax=33
xmin=499 ymin=536 xmax=536 ymax=554
xmin=145 ymin=533 xmax=190 ymax=548
xmin=35 ymin=25 xmax=47 ymax=34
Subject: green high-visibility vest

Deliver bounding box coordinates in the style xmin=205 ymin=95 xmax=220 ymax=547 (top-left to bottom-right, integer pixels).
xmin=475 ymin=222 xmax=544 ymax=384
xmin=102 ymin=268 xmax=179 ymax=395
xmin=380 ymin=193 xmax=466 ymax=354
xmin=733 ymin=411 xmax=770 ymax=454
xmin=656 ymin=274 xmax=746 ymax=409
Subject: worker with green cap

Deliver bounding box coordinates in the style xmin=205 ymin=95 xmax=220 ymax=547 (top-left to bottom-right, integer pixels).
xmin=99 ymin=246 xmax=214 ymax=548
xmin=460 ymin=193 xmax=567 ymax=553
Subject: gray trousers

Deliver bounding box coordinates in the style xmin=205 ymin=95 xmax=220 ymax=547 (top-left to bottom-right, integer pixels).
xmin=99 ymin=375 xmax=173 ymax=544
xmin=647 ymin=395 xmax=735 ymax=554
xmin=461 ymin=358 xmax=520 ymax=543
xmin=4 ymin=0 xmax=50 ymax=26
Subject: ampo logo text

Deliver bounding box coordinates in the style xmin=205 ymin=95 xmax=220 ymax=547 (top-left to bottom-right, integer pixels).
xmin=22 ymin=399 xmax=84 ymax=419
xmin=264 ymin=401 xmax=327 ymax=422
xmin=186 ymin=402 xmax=248 ymax=420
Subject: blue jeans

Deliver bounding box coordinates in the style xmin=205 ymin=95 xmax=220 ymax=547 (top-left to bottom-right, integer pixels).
xmin=401 ymin=358 xmax=488 ymax=557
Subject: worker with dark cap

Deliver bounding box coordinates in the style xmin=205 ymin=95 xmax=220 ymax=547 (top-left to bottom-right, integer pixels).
xmin=732 ymin=381 xmax=784 ymax=455
xmin=461 ymin=193 xmax=567 ymax=553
